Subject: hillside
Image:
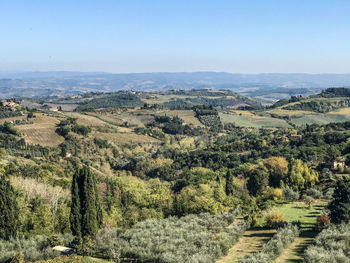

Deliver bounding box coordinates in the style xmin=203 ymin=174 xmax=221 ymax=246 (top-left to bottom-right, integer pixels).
xmin=0 ymin=88 xmax=349 ymax=263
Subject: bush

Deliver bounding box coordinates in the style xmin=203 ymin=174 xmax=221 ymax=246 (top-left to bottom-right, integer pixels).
xmin=306 ymin=188 xmax=324 ymax=199
xmin=239 ymin=224 xmax=300 ymax=263
xmin=316 ymin=214 xmax=331 ymax=230
xmin=265 ymin=211 xmax=285 ymax=228
xmin=95 ymin=209 xmax=248 ymax=263
xmin=304 ymin=224 xmax=350 ymax=263
xmin=282 ymin=188 xmax=300 ymax=201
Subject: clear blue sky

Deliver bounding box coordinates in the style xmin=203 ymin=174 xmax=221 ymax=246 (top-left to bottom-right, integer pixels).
xmin=1 ymin=0 xmax=350 ymax=73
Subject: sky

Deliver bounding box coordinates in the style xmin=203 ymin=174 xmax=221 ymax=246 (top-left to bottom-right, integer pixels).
xmin=1 ymin=0 xmax=350 ymax=73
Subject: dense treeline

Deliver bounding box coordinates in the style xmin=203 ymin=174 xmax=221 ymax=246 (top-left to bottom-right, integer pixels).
xmin=320 ymin=87 xmax=350 ymax=98
xmin=76 ymin=93 xmax=144 ymax=111
xmin=283 ymin=98 xmax=350 ymax=113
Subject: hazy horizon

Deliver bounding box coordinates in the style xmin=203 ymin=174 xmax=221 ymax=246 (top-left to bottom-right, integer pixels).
xmin=2 ymin=0 xmax=350 ymax=73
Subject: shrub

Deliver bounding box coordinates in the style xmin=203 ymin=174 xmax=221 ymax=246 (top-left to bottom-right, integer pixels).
xmin=303 ymin=196 xmax=315 ymax=209
xmin=304 ymin=224 xmax=350 ymax=263
xmin=95 ymin=209 xmax=248 ymax=263
xmin=282 ymin=188 xmax=300 ymax=201
xmin=316 ymin=214 xmax=331 ymax=230
xmin=266 ymin=211 xmax=285 ymax=228
xmin=306 ymin=188 xmax=324 ymax=199
xmin=272 ymin=188 xmax=283 ymax=200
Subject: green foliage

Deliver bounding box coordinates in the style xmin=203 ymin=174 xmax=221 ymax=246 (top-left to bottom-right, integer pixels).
xmin=0 ymin=108 xmax=22 ymax=119
xmin=95 ymin=209 xmax=247 ymax=263
xmin=328 ymin=176 xmax=350 ymax=224
xmin=0 ymin=122 xmax=19 ymax=136
xmin=76 ymin=93 xmax=144 ymax=111
xmin=70 ymin=166 xmax=103 ymax=248
xmin=0 ymin=234 xmax=73 ymax=263
xmin=246 ymin=168 xmax=269 ymax=197
xmin=0 ymin=173 xmax=20 ymax=238
xmin=304 ymin=224 xmax=350 ymax=263
xmin=71 ymin=125 xmax=92 ymax=136
xmin=284 ymin=98 xmax=350 ymax=113
xmin=288 ymin=159 xmax=318 ymax=191
xmin=225 ymin=170 xmax=235 ymax=196
xmin=93 ymin=138 xmax=110 ymax=148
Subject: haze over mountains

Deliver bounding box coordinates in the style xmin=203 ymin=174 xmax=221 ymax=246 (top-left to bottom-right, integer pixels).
xmin=1 ymin=71 xmax=350 ymax=101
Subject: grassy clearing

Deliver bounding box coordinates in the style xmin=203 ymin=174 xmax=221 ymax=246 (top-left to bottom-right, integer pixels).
xmin=274 ymin=200 xmax=327 ymax=230
xmin=272 ymin=200 xmax=327 ymax=263
xmin=157 ymin=109 xmax=204 ymax=126
xmin=92 ymin=131 xmax=159 ymax=145
xmin=218 ymin=200 xmax=327 ymax=263
xmin=65 ymin=112 xmax=109 ymax=127
xmin=328 ymin=107 xmax=350 ymax=115
xmin=290 ymin=113 xmax=350 ymax=126
xmin=0 ymin=115 xmax=27 ymax=124
xmin=219 ymin=112 xmax=290 ymax=128
xmin=16 ymin=113 xmax=64 ymax=147
xmin=267 ymin=108 xmax=315 ymax=117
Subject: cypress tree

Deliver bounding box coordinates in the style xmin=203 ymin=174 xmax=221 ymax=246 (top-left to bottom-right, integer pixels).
xmin=328 ymin=177 xmax=350 ymax=223
xmin=225 ymin=170 xmax=235 ymax=196
xmin=70 ymin=168 xmax=82 ymax=239
xmin=70 ymin=166 xmax=103 ymax=245
xmin=0 ymin=173 xmax=20 ymax=238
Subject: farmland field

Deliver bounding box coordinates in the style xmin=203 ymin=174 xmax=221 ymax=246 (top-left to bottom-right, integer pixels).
xmin=290 ymin=113 xmax=350 ymax=126
xmin=16 ymin=113 xmax=65 ymax=147
xmin=92 ymin=131 xmax=159 ymax=145
xmin=267 ymin=108 xmax=315 ymax=117
xmin=157 ymin=109 xmax=204 ymax=126
xmin=219 ymin=112 xmax=291 ymax=128
xmin=328 ymin=107 xmax=350 ymax=115
xmin=65 ymin=112 xmax=109 ymax=127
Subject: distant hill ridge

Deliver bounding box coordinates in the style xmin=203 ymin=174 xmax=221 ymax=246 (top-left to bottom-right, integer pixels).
xmin=272 ymin=87 xmax=350 ymax=113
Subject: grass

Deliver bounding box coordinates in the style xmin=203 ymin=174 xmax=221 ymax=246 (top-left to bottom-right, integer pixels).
xmin=290 ymin=113 xmax=350 ymax=126
xmin=217 ymin=200 xmax=327 ymax=263
xmin=92 ymin=131 xmax=159 ymax=145
xmin=16 ymin=113 xmax=65 ymax=147
xmin=267 ymin=108 xmax=315 ymax=117
xmin=216 ymin=229 xmax=277 ymax=263
xmin=219 ymin=112 xmax=291 ymax=128
xmin=65 ymin=112 xmax=109 ymax=127
xmin=157 ymin=109 xmax=204 ymax=126
xmin=82 ymin=257 xmax=112 ymax=263
xmin=273 ymin=200 xmax=327 ymax=263
xmin=274 ymin=200 xmax=327 ymax=230
xmin=0 ymin=116 xmax=27 ymax=124
xmin=230 ymin=110 xmax=255 ymax=116
xmin=328 ymin=107 xmax=350 ymax=115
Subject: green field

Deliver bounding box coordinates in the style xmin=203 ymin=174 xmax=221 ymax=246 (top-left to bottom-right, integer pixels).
xmin=290 ymin=113 xmax=350 ymax=126
xmin=219 ymin=112 xmax=291 ymax=128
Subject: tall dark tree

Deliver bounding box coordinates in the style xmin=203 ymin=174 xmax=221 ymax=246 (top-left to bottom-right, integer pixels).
xmin=0 ymin=173 xmax=20 ymax=238
xmin=225 ymin=170 xmax=235 ymax=196
xmin=328 ymin=177 xmax=350 ymax=224
xmin=70 ymin=169 xmax=82 ymax=239
xmin=70 ymin=166 xmax=103 ymax=245
xmin=246 ymin=168 xmax=269 ymax=197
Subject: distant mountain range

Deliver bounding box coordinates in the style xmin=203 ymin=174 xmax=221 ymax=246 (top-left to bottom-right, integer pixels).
xmin=1 ymin=71 xmax=350 ymax=101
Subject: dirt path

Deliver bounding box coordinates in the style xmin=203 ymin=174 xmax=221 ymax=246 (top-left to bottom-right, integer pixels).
xmin=216 ymin=229 xmax=276 ymax=263
xmin=274 ymin=230 xmax=317 ymax=263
